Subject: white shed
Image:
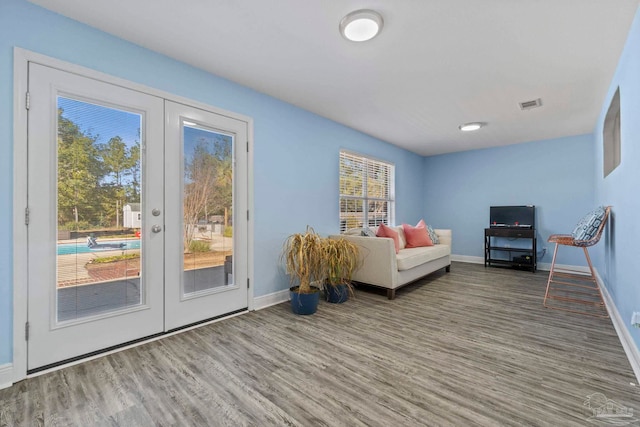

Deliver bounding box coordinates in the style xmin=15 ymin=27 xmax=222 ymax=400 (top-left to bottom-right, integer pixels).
xmin=123 ymin=203 xmax=141 ymax=228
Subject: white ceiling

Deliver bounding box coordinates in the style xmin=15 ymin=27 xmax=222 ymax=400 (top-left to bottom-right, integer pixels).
xmin=29 ymin=0 xmax=640 ymax=156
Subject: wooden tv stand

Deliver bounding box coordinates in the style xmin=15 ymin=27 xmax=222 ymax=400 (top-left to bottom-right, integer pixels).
xmin=484 ymin=227 xmax=537 ymax=273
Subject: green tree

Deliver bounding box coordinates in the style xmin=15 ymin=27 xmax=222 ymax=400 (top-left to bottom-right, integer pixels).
xmin=127 ymin=141 xmax=141 ymax=202
xmin=184 ymin=140 xmax=217 ymax=249
xmin=182 ymin=133 xmax=235 ymax=248
xmin=99 ymin=136 xmax=139 ymax=227
xmin=206 ymin=137 xmax=233 ymax=226
xmin=57 ymin=108 xmax=104 ymax=229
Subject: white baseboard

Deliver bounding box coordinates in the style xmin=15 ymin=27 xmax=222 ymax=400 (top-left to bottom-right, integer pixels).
xmin=596 ymin=271 xmax=640 ymax=384
xmin=537 ymin=262 xmax=589 ymax=273
xmin=253 ymin=289 xmax=290 ymax=310
xmin=451 ymin=254 xmax=483 ymax=264
xmin=451 ymin=254 xmax=590 ymax=274
xmin=0 ymin=363 xmax=13 ymax=390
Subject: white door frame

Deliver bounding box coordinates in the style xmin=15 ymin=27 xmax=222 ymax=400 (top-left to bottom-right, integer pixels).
xmin=12 ymin=47 xmax=254 ymax=384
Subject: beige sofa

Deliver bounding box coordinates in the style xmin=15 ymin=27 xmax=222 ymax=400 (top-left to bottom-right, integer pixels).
xmin=331 ymin=227 xmax=451 ymax=299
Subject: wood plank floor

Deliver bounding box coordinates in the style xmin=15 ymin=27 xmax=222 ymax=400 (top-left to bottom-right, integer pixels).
xmin=1 ymin=262 xmax=638 ymax=426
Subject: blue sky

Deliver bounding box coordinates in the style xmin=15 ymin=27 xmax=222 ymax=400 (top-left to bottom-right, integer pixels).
xmin=183 ymin=125 xmax=233 ymax=161
xmin=59 ymin=96 xmax=233 ymax=160
xmin=58 ymin=96 xmax=141 ymax=148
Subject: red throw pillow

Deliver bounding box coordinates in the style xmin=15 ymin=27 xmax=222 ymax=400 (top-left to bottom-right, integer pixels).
xmin=402 ymin=223 xmax=433 ymax=248
xmin=416 ymin=219 xmax=426 ymax=228
xmin=376 ymin=223 xmax=400 ymax=253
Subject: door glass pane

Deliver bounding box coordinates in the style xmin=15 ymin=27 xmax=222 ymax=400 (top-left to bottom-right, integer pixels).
xmin=182 ymin=123 xmax=234 ymax=295
xmin=56 ymin=97 xmax=143 ymax=322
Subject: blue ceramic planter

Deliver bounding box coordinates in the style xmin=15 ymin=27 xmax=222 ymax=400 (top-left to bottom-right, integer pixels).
xmin=290 ymin=287 xmax=320 ymax=315
xmin=325 ymin=284 xmax=349 ymax=304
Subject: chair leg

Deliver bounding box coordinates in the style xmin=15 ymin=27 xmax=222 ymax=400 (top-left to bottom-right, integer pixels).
xmin=543 ymin=243 xmax=608 ymax=318
xmin=543 ymin=243 xmax=560 ymax=307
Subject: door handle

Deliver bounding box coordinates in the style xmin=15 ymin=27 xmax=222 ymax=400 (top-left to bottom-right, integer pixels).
xmin=151 ymin=225 xmax=163 ymax=233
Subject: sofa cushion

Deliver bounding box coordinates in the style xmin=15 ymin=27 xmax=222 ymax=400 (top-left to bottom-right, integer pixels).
xmin=361 ymin=227 xmax=376 ymax=237
xmin=344 ymin=226 xmax=379 ymax=237
xmin=396 ymin=245 xmax=450 ymax=271
xmin=415 ymin=219 xmax=440 ymax=244
xmin=393 ymin=226 xmax=407 ymax=249
xmin=344 ymin=228 xmax=366 ymax=236
xmin=376 ymin=223 xmax=400 ymax=253
xmin=426 ymin=224 xmax=440 ymax=244
xmin=402 ymin=223 xmax=433 ymax=247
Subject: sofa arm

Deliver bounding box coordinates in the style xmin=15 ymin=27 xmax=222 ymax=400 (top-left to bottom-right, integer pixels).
xmin=329 ymin=234 xmax=397 ymax=287
xmin=434 ymin=229 xmax=452 ymax=247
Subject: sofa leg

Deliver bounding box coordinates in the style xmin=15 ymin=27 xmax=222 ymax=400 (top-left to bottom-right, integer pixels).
xmin=387 ymin=289 xmax=396 ymax=300
xmin=446 ymin=265 xmax=451 ymax=273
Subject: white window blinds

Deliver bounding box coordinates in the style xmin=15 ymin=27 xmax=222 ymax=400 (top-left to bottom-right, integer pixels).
xmin=339 ymin=151 xmax=395 ymax=233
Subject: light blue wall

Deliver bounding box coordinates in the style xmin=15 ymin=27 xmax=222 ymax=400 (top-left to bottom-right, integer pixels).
xmin=0 ymin=0 xmax=425 ymax=364
xmin=594 ymin=5 xmax=640 ymax=350
xmin=422 ymin=135 xmax=596 ymax=265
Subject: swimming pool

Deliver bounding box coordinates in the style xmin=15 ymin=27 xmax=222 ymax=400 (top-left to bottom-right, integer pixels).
xmin=57 ymin=240 xmax=141 ymax=255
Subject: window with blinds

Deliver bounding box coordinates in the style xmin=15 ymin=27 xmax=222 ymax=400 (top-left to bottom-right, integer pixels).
xmin=339 ymin=151 xmax=395 ymax=233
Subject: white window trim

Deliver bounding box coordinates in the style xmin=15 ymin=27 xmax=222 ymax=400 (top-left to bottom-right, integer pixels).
xmin=339 ymin=150 xmax=395 ymax=233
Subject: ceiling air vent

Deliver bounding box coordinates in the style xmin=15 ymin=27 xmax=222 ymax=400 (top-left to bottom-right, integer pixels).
xmin=519 ymin=98 xmax=542 ymax=110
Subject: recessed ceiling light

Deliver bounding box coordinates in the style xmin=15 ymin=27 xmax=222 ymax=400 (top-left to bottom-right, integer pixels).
xmin=340 ymin=9 xmax=384 ymax=42
xmin=183 ymin=121 xmax=198 ymax=126
xmin=458 ymin=122 xmax=486 ymax=132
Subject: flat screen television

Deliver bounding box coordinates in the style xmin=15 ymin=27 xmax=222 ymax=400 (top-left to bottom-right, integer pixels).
xmin=490 ymin=205 xmax=535 ymax=229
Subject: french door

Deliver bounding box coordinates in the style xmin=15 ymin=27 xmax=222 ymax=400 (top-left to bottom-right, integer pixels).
xmin=164 ymin=101 xmax=248 ymax=330
xmin=26 ymin=63 xmax=248 ymax=370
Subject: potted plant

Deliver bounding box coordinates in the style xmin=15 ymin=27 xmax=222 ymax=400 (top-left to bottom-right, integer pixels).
xmin=323 ymin=237 xmax=361 ymax=303
xmin=281 ymin=226 xmax=325 ymax=315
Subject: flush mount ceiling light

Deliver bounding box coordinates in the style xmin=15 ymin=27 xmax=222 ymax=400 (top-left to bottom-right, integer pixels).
xmin=458 ymin=122 xmax=486 ymax=132
xmin=340 ymin=9 xmax=384 ymax=42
